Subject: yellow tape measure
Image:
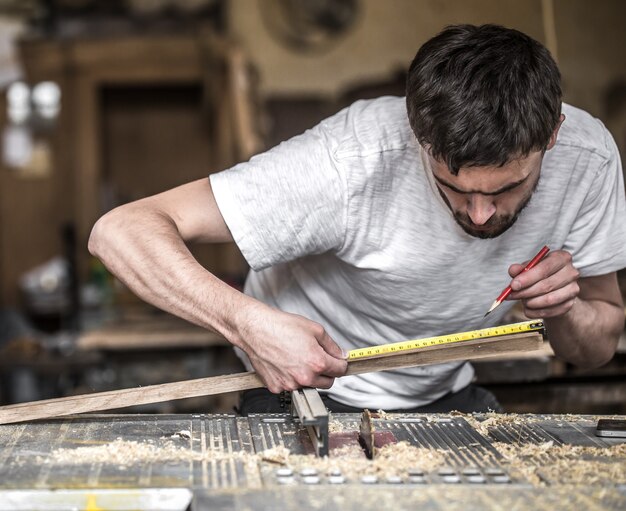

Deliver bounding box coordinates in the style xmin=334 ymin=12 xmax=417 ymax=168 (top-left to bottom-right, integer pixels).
xmin=347 ymin=320 xmax=545 ymax=360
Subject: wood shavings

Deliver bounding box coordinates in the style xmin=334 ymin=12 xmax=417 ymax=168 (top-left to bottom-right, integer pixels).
xmin=42 ymin=437 xmax=249 ymax=467
xmin=328 ymin=418 xmax=346 ymax=433
xmin=462 ymin=412 xmax=533 ymax=438
xmin=258 ymin=445 xmax=290 ymax=465
xmin=44 ymin=438 xmax=192 ymax=466
xmin=44 ymin=438 xmax=305 ymax=471
xmin=494 ymin=441 xmax=626 ymax=487
xmin=280 ymin=441 xmax=447 ymax=480
xmin=33 ymin=412 xmax=626 ymax=490
xmin=459 ymin=411 xmax=623 ymax=440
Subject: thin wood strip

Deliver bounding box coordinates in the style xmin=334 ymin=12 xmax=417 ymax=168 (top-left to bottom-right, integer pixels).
xmin=0 ymin=372 xmax=264 ymax=425
xmin=0 ymin=332 xmax=544 ymax=425
xmin=348 ymin=332 xmax=542 ymax=362
xmin=473 ymin=341 xmax=554 ymax=361
xmin=346 ymin=332 xmax=543 ymax=375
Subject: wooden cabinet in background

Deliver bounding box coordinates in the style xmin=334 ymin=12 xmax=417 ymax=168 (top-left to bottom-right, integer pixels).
xmin=1 ymin=31 xmax=260 ymax=307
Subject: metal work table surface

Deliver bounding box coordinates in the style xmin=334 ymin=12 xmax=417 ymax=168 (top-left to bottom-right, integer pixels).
xmin=0 ymin=412 xmax=624 ymax=510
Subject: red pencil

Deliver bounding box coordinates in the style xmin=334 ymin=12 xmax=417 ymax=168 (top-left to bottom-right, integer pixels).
xmin=484 ymin=245 xmax=551 ymax=317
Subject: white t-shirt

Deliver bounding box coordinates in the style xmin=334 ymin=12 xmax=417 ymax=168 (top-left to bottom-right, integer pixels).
xmin=210 ymin=96 xmax=626 ymax=409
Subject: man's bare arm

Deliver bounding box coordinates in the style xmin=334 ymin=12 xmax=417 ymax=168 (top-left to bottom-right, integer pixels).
xmin=508 ymin=251 xmax=623 ymax=368
xmin=88 ymin=178 xmax=347 ymax=392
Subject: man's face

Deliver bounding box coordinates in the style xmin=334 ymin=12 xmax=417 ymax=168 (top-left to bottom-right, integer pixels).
xmin=428 ymin=151 xmax=543 ymax=239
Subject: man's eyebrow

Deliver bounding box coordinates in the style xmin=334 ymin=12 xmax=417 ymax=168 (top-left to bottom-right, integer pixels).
xmin=433 ymin=174 xmax=529 ymax=195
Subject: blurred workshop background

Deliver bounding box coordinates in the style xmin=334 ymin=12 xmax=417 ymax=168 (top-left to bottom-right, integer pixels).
xmin=0 ymin=0 xmax=624 ymax=415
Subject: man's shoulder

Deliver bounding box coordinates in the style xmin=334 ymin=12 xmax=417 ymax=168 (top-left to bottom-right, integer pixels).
xmin=557 ymin=104 xmax=612 ymax=160
xmin=324 ymin=96 xmax=414 ymax=160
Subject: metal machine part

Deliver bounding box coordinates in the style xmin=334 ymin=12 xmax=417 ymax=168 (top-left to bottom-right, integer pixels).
xmin=290 ymin=388 xmax=329 ymax=457
xmin=359 ymin=409 xmax=375 ymax=459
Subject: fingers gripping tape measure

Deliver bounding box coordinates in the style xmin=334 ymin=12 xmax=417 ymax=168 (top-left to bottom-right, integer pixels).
xmin=347 ymin=320 xmax=546 ymax=361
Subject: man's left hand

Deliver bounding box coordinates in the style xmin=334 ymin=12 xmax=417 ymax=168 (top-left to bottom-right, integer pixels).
xmin=507 ymin=250 xmax=580 ymax=318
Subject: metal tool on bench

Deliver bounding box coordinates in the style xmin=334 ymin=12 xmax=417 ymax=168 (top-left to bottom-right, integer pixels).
xmin=290 ymin=387 xmax=329 ymax=457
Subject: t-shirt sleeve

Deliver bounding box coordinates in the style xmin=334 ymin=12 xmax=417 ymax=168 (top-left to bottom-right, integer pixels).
xmin=563 ymin=125 xmax=626 ymax=277
xmin=209 ymin=123 xmax=347 ymax=271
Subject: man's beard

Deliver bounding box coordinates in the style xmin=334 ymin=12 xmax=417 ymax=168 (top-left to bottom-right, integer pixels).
xmin=438 ymin=180 xmax=538 ymax=239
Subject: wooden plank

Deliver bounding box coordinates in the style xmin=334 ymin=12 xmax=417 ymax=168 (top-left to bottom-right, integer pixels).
xmin=0 ymin=372 xmax=264 ymax=425
xmin=472 ymin=341 xmax=554 ymax=361
xmin=0 ymin=332 xmax=543 ymax=424
xmin=347 ymin=332 xmax=543 ymax=374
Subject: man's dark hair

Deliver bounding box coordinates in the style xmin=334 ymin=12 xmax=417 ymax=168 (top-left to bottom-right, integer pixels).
xmin=406 ymin=24 xmax=562 ymax=174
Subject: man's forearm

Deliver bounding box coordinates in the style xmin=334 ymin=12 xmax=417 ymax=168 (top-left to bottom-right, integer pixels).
xmin=545 ymin=298 xmax=623 ymax=368
xmin=88 ymin=181 xmax=349 ymax=394
xmin=89 ymin=205 xmax=251 ymax=346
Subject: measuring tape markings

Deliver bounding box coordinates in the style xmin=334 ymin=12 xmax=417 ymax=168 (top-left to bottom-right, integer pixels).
xmin=347 ymin=320 xmax=545 ymax=361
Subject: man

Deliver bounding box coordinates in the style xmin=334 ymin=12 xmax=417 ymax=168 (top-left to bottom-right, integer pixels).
xmin=89 ymin=24 xmax=626 ymax=414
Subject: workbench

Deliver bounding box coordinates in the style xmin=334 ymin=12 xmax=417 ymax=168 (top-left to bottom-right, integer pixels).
xmin=0 ymin=413 xmax=624 ymax=510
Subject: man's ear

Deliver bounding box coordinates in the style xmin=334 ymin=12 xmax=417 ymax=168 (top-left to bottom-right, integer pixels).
xmin=546 ymin=114 xmax=566 ymax=151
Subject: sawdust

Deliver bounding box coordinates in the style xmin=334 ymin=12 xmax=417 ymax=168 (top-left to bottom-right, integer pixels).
xmin=328 ymin=410 xmax=387 ymax=434
xmin=427 ymin=412 xmax=626 ymax=487
xmin=35 ymin=413 xmax=626 ymax=488
xmin=461 ymin=412 xmax=538 ymax=438
xmin=40 ymin=436 xmax=444 ymax=481
xmin=280 ymin=441 xmax=447 ymax=480
xmin=44 ymin=438 xmax=297 ymax=469
xmin=458 ymin=412 xmax=622 ymax=439
xmin=493 ymin=441 xmax=626 ymax=486
xmin=258 ymin=445 xmax=291 ymax=465
xmin=328 ymin=418 xmax=347 ymax=434
xmin=41 ymin=437 xmax=251 ymax=467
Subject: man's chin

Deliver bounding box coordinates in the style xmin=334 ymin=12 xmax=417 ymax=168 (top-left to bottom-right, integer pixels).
xmin=457 ymin=220 xmax=515 ymax=239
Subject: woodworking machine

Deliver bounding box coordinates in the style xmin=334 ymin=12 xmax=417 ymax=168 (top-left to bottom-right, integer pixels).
xmin=0 ymin=411 xmax=624 ymax=511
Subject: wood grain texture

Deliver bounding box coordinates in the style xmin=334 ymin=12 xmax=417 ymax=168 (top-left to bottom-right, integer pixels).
xmin=0 ymin=332 xmax=544 ymax=425
xmin=0 ymin=372 xmax=264 ymax=425
xmin=346 ymin=332 xmax=543 ymax=375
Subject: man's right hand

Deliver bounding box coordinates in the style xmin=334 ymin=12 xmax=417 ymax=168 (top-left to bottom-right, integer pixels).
xmin=233 ymin=301 xmax=348 ymax=394
xmin=89 ymin=179 xmax=347 ymax=393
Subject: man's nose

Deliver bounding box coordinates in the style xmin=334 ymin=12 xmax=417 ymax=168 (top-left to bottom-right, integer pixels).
xmin=467 ymin=195 xmax=496 ymax=225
